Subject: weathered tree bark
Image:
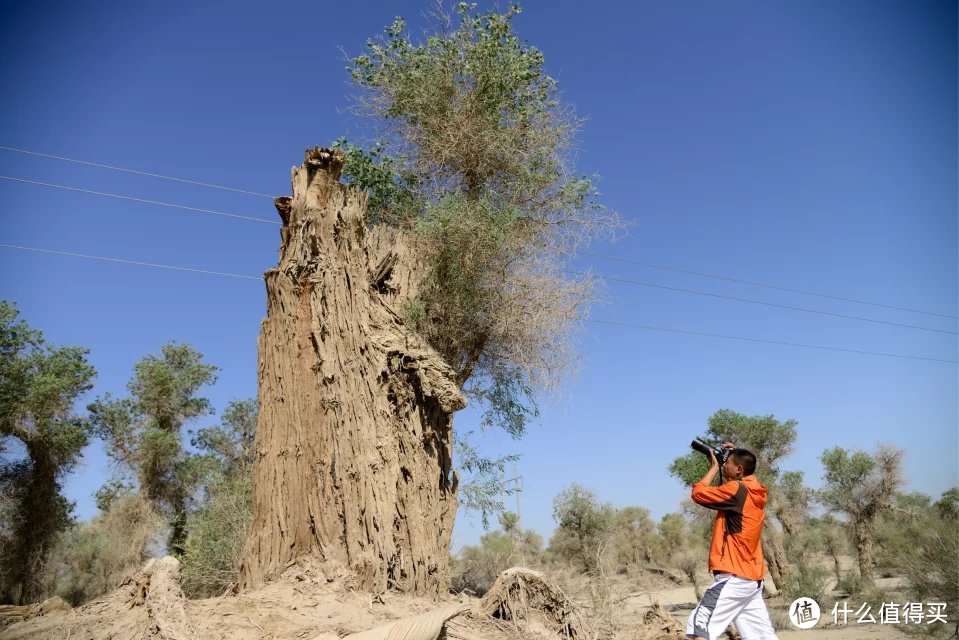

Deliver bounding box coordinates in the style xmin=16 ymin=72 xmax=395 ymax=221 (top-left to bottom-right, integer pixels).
xmin=237 ymin=148 xmax=466 ymax=597
xmin=761 ymin=525 xmax=790 ymax=589
xmin=853 ymin=518 xmax=875 ymax=583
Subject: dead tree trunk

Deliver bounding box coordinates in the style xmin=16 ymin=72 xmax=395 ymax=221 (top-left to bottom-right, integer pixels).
xmin=237 ymin=148 xmax=466 ymax=597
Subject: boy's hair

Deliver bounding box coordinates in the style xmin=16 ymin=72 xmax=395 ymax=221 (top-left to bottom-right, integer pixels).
xmin=730 ymin=449 xmax=757 ymax=476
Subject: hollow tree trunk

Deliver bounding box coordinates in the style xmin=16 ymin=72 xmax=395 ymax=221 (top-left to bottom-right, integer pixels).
xmin=237 ymin=148 xmax=466 ymax=597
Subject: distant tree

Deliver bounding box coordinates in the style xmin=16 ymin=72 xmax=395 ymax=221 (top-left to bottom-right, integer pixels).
xmin=610 ymin=506 xmax=656 ymax=569
xmin=818 ymin=445 xmax=902 ymax=583
xmin=792 ymin=514 xmax=849 ymax=585
xmin=0 ymin=301 xmax=96 ymax=604
xmin=775 ymin=470 xmax=811 ymax=537
xmin=655 ymin=513 xmax=689 ymax=561
xmin=549 ymin=484 xmax=616 ymax=572
xmin=669 ymin=408 xmax=799 ymax=587
xmin=190 ymin=398 xmax=257 ymax=475
xmin=88 ymin=343 xmax=218 ymax=556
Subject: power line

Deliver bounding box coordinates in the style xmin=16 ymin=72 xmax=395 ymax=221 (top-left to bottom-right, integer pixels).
xmin=588 ymin=319 xmax=958 ymax=364
xmin=605 ymin=276 xmax=958 ymax=336
xmin=0 ymin=243 xmax=952 ymax=365
xmin=585 ymin=252 xmax=958 ymax=320
xmin=0 ymin=145 xmax=274 ymax=199
xmin=0 ymin=244 xmax=261 ymax=280
xmin=0 ymin=175 xmax=280 ymax=225
xmin=5 ymin=146 xmax=951 ymax=323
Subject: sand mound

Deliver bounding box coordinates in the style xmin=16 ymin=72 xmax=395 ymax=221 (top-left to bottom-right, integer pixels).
xmin=0 ymin=560 xmax=676 ymax=640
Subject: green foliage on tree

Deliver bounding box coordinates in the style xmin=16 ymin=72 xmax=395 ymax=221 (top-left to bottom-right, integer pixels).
xmin=818 ymin=445 xmax=902 ymax=583
xmin=339 ymin=3 xmax=617 ymax=523
xmin=549 ymin=484 xmax=616 ymax=572
xmin=668 ymin=408 xmax=797 ymax=487
xmin=0 ymin=301 xmax=96 ymax=604
xmin=180 ymin=399 xmax=258 ymax=598
xmin=88 ymin=343 xmax=218 ymax=556
xmin=190 ymin=398 xmax=257 ymax=473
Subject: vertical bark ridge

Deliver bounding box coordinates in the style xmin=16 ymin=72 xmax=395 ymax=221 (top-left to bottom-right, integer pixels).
xmin=238 ymin=148 xmax=466 ymax=597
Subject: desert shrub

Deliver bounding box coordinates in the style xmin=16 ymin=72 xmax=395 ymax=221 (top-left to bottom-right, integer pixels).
xmin=835 ymin=571 xmax=868 ymax=597
xmin=180 ymin=470 xmax=253 ymax=598
xmin=51 ymin=496 xmax=162 ymax=605
xmin=779 ymin=562 xmax=829 ymax=602
xmin=892 ymin=493 xmax=959 ymax=633
xmin=768 ymin=607 xmax=791 ymax=632
xmin=869 ymin=488 xmax=958 ymax=632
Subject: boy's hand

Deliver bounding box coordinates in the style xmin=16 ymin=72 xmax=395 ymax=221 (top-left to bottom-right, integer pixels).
xmin=707 ymin=449 xmax=718 ymax=467
xmin=721 ymin=442 xmax=735 ymax=450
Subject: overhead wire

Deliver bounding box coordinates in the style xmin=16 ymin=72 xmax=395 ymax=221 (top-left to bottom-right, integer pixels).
xmin=3 ymin=144 xmax=951 ymax=321
xmin=0 ymin=175 xmax=279 ymax=225
xmin=0 ymin=145 xmax=275 ymax=199
xmin=2 ymin=145 xmax=955 ymax=361
xmin=605 ymin=276 xmax=957 ymax=335
xmin=0 ymin=244 xmax=262 ymax=280
xmin=0 ymin=243 xmax=953 ymax=365
xmin=585 ymin=252 xmax=957 ymax=320
xmin=587 ymin=319 xmax=957 ymax=364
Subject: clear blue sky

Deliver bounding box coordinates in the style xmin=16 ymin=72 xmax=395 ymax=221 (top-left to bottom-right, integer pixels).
xmin=1 ymin=0 xmax=955 ymax=551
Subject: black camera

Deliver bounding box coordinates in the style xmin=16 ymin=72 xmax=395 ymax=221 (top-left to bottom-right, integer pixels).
xmin=691 ymin=439 xmax=731 ymax=465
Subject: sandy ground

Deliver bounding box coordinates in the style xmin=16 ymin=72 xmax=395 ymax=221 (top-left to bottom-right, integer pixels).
xmin=0 ymin=560 xmax=948 ymax=640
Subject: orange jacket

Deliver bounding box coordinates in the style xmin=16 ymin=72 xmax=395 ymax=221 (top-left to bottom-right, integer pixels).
xmin=691 ymin=475 xmax=768 ymax=581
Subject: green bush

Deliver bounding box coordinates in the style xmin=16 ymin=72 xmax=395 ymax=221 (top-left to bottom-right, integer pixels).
xmin=180 ymin=471 xmax=253 ymax=599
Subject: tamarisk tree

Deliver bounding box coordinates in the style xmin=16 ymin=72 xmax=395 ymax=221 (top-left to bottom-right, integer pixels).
xmin=237 ymin=4 xmax=615 ymax=596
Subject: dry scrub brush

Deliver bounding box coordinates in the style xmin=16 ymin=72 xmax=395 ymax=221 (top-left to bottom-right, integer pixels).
xmin=51 ymin=496 xmax=163 ymax=605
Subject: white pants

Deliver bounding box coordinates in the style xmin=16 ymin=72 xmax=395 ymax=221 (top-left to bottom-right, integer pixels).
xmin=686 ymin=573 xmax=779 ymax=640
